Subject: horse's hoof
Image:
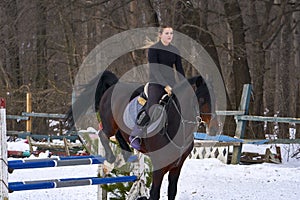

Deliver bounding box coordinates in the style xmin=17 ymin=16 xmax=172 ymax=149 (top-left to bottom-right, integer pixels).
xmin=122 ymin=149 xmax=133 ymax=161
xmin=103 ymin=160 xmax=115 ymax=174
xmin=136 ymin=196 xmax=148 ymax=200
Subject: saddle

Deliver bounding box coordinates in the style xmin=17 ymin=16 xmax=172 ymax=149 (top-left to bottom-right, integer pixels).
xmin=123 ymin=83 xmax=170 ymax=133
xmin=137 ymin=82 xmax=171 ymax=107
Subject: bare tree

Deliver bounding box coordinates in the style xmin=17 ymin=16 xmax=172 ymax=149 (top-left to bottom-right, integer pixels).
xmin=0 ymin=0 xmax=299 ymax=136
xmin=0 ymin=0 xmax=20 ymax=88
xmin=224 ymin=0 xmax=251 ymax=109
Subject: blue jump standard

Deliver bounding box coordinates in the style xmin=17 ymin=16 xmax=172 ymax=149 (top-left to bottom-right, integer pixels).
xmin=9 ymin=176 xmax=138 ymax=192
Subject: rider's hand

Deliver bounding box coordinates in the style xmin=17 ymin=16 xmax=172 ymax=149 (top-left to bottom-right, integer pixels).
xmin=165 ymin=85 xmax=172 ymax=96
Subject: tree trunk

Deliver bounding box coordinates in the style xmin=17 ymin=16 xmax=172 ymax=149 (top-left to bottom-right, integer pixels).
xmin=293 ymin=9 xmax=300 ymax=137
xmin=274 ymin=7 xmax=292 ymax=138
xmin=3 ymin=0 xmax=21 ymax=88
xmin=36 ymin=0 xmax=48 ymax=90
xmin=223 ymin=0 xmax=251 ymax=109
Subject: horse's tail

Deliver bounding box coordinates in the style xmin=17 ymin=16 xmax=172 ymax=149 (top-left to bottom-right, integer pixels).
xmin=65 ymin=70 xmax=118 ymax=130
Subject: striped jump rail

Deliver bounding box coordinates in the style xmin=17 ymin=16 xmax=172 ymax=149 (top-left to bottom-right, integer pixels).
xmin=8 ymin=155 xmax=105 ymax=172
xmin=8 ymin=155 xmax=138 ymax=172
xmin=9 ymin=176 xmax=138 ymax=192
xmin=8 ymin=155 xmax=137 ymax=173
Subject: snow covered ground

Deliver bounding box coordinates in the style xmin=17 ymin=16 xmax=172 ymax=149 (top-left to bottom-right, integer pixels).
xmin=6 ymin=141 xmax=300 ymax=200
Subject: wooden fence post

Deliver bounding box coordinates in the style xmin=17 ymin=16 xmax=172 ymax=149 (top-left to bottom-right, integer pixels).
xmin=26 ymin=93 xmax=32 ymax=133
xmin=0 ymin=98 xmax=9 ymax=200
xmin=231 ymin=84 xmax=252 ymax=164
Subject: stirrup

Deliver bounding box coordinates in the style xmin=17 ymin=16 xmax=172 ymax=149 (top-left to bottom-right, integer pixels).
xmin=130 ymin=136 xmax=141 ymax=150
xmin=130 ymin=136 xmax=141 ymax=145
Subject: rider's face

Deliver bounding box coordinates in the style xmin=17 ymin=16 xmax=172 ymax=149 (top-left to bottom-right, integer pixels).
xmin=160 ymin=28 xmax=173 ymax=46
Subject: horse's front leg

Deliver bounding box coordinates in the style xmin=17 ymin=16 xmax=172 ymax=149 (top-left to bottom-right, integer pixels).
xmin=149 ymin=170 xmax=166 ymax=200
xmin=208 ymin=115 xmax=220 ymax=136
xmin=98 ymin=130 xmax=116 ymax=163
xmin=115 ymin=130 xmax=133 ymax=162
xmin=167 ymin=164 xmax=183 ymax=200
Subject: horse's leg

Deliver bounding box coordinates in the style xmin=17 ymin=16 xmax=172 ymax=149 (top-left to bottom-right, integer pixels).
xmin=98 ymin=130 xmax=116 ymax=163
xmin=207 ymin=114 xmax=219 ymax=136
xmin=167 ymin=165 xmax=183 ymax=200
xmin=115 ymin=130 xmax=132 ymax=161
xmin=149 ymin=170 xmax=166 ymax=200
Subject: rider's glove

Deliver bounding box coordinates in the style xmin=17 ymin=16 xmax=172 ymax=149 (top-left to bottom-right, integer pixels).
xmin=164 ymin=85 xmax=172 ymax=96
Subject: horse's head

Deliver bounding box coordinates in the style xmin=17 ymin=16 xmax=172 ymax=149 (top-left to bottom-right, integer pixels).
xmin=190 ymin=75 xmax=220 ymax=136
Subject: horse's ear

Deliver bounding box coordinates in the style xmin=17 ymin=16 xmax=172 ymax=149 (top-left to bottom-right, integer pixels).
xmin=196 ymin=76 xmax=205 ymax=88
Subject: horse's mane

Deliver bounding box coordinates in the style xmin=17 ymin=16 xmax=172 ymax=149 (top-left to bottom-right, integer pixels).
xmin=187 ymin=75 xmax=208 ymax=97
xmin=188 ymin=75 xmax=214 ymax=111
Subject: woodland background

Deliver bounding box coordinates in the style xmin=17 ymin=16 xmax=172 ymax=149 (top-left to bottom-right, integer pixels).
xmin=0 ymin=0 xmax=299 ymax=138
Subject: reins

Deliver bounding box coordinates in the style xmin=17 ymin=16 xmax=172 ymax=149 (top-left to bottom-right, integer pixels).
xmin=162 ymin=95 xmax=199 ymax=152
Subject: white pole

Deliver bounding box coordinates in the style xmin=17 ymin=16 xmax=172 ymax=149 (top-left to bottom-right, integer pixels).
xmin=127 ymin=151 xmax=148 ymax=199
xmin=97 ymin=131 xmax=107 ymax=200
xmin=0 ymin=98 xmax=9 ymax=200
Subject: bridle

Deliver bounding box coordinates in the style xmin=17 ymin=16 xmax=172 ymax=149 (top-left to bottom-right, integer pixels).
xmin=161 ymin=94 xmax=200 ymax=150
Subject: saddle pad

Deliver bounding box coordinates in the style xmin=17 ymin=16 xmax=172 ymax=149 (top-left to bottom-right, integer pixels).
xmin=123 ymin=96 xmax=165 ymax=133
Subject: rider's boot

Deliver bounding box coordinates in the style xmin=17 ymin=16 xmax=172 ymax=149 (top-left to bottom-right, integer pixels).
xmin=129 ymin=109 xmax=150 ymax=150
xmin=129 ymin=127 xmax=144 ymax=150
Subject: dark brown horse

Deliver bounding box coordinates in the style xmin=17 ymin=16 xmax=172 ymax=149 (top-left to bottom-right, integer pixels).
xmin=66 ymin=70 xmax=218 ymax=200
